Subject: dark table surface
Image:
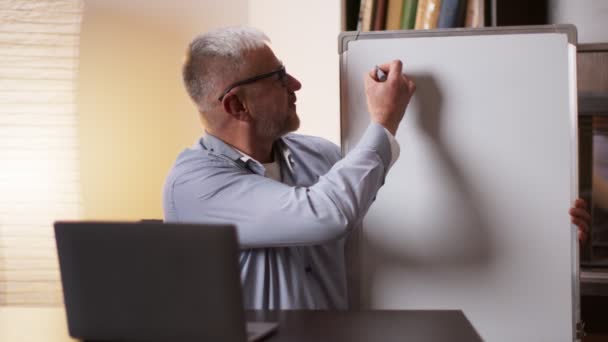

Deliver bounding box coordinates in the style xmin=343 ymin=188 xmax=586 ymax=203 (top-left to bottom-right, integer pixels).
xmin=0 ymin=307 xmax=483 ymax=342
xmin=246 ymin=309 xmax=482 ymax=342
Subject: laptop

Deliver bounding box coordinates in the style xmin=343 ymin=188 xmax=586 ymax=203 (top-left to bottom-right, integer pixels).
xmin=54 ymin=221 xmax=277 ymax=342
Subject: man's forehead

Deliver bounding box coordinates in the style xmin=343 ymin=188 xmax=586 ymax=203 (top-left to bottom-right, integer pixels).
xmin=243 ymin=44 xmax=282 ymax=72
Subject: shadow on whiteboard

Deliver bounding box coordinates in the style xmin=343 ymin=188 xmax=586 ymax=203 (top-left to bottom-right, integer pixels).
xmin=364 ymin=73 xmax=497 ymax=272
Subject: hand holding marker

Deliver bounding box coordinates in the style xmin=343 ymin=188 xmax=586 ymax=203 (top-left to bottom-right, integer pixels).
xmin=375 ymin=65 xmax=387 ymax=82
xmin=365 ymin=61 xmax=416 ymax=135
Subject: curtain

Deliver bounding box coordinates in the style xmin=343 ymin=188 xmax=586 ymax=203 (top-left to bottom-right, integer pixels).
xmin=0 ymin=0 xmax=83 ymax=305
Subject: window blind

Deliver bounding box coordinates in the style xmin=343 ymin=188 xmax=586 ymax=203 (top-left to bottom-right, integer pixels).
xmin=0 ymin=0 xmax=83 ymax=305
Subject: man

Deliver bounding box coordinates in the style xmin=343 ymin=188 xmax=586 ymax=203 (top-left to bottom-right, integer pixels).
xmin=163 ymin=26 xmax=590 ymax=310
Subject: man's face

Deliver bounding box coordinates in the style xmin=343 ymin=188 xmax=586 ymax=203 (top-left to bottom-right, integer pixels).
xmin=239 ymin=45 xmax=302 ymax=139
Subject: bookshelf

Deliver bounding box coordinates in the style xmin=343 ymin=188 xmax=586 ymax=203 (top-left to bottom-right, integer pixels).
xmin=344 ymin=0 xmax=550 ymax=32
xmin=577 ymin=43 xmax=608 ymax=336
xmin=345 ymin=0 xmax=607 ymax=34
xmin=578 ymin=44 xmax=608 ymax=268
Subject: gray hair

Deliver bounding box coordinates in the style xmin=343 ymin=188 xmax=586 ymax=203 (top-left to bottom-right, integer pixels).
xmin=183 ymin=26 xmax=270 ymax=112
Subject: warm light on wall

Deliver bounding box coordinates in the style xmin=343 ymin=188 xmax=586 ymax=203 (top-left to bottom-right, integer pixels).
xmin=0 ymin=0 xmax=83 ymax=305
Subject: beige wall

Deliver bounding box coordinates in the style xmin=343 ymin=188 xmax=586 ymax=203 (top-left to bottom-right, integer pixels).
xmin=77 ymin=0 xmax=342 ymax=220
xmin=78 ymin=0 xmax=248 ymax=220
xmin=78 ymin=0 xmax=343 ymax=221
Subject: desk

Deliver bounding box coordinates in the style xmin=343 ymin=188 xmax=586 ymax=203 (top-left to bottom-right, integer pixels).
xmin=0 ymin=306 xmax=482 ymax=341
xmin=247 ymin=310 xmax=482 ymax=341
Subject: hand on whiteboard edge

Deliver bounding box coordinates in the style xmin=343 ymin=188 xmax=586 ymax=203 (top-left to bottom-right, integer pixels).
xmin=570 ymin=198 xmax=590 ymax=242
xmin=364 ymin=60 xmax=416 ymax=136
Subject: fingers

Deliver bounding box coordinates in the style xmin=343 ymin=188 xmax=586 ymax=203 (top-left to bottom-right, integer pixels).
xmin=405 ymin=75 xmax=416 ymax=93
xmin=574 ymin=197 xmax=588 ymax=210
xmin=573 ymin=216 xmax=589 ymax=243
xmin=372 ymin=60 xmax=405 ymax=82
xmin=368 ymin=67 xmax=378 ymax=80
xmin=364 ymin=59 xmax=415 ymax=135
xmin=578 ymin=230 xmax=588 ymax=242
xmin=371 ymin=61 xmax=415 ymax=95
xmin=387 ymin=60 xmax=403 ymax=81
xmin=570 ymin=207 xmax=590 ymax=234
xmin=390 ymin=61 xmax=415 ymax=94
xmin=570 ymin=205 xmax=591 ymax=226
xmin=570 ymin=198 xmax=591 ymax=242
xmin=572 ymin=216 xmax=589 ymax=233
xmin=571 ymin=197 xmax=590 ymax=242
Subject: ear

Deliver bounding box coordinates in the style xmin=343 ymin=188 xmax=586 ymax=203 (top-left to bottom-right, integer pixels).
xmin=222 ymin=92 xmax=252 ymax=122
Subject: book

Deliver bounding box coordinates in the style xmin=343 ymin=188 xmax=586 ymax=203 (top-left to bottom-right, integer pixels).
xmin=386 ymin=0 xmax=404 ymax=30
xmin=438 ymin=0 xmax=465 ymax=28
xmin=347 ymin=0 xmax=363 ymax=31
xmin=373 ymin=0 xmax=388 ymax=30
xmin=356 ymin=0 xmax=365 ymax=30
xmin=400 ymin=0 xmax=418 ymax=29
xmin=464 ymin=0 xmax=484 ymax=28
xmin=415 ymin=0 xmax=442 ymax=30
xmin=359 ymin=0 xmax=376 ymax=31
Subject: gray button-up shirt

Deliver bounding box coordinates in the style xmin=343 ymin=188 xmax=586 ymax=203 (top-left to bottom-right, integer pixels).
xmin=163 ymin=122 xmax=392 ymax=309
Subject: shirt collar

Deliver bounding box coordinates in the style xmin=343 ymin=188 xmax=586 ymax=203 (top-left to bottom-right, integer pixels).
xmin=276 ymin=138 xmax=295 ymax=174
xmin=199 ymin=132 xmax=294 ymax=175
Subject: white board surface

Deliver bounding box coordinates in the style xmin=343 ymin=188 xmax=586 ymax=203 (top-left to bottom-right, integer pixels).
xmin=340 ymin=27 xmax=579 ymax=341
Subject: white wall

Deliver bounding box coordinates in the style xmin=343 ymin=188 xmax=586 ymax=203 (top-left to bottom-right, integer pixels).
xmin=249 ymin=0 xmax=343 ymax=144
xmin=548 ymin=0 xmax=608 ymax=43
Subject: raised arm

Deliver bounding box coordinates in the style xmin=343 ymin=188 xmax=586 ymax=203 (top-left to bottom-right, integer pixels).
xmin=164 ymin=60 xmax=415 ymax=247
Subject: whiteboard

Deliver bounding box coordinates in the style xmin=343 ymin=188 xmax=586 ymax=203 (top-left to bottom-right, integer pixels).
xmin=340 ymin=26 xmax=579 ymax=341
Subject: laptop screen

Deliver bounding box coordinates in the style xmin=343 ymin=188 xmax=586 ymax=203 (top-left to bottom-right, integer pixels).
xmin=55 ymin=221 xmax=247 ymax=342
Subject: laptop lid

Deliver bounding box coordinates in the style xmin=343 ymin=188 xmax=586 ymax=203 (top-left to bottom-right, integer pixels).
xmin=54 ymin=221 xmax=247 ymax=342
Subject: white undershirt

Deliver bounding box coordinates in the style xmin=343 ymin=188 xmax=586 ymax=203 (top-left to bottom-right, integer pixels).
xmin=262 ymin=160 xmax=282 ymax=181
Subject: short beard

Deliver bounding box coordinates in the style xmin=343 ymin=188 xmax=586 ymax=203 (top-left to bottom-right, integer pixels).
xmin=255 ymin=113 xmax=300 ymax=140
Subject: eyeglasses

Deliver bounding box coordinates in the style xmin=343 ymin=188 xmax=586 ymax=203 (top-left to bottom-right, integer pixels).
xmin=218 ymin=65 xmax=287 ymax=102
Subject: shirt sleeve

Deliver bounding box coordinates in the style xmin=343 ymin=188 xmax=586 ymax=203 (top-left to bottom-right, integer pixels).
xmin=383 ymin=126 xmax=401 ymax=170
xmin=166 ymin=122 xmax=393 ymax=248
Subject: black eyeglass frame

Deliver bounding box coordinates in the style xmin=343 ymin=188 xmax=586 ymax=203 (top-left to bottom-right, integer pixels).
xmin=217 ymin=65 xmax=286 ymax=102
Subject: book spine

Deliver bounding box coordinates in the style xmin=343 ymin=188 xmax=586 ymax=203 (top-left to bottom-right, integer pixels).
xmin=415 ymin=0 xmax=442 ymax=30
xmin=438 ymin=0 xmax=465 ymax=28
xmin=386 ymin=0 xmax=405 ymax=30
xmin=356 ymin=0 xmax=364 ymax=30
xmin=400 ymin=0 xmax=418 ymax=29
xmin=361 ymin=0 xmax=376 ymax=31
xmin=373 ymin=0 xmax=388 ymax=30
xmin=464 ymin=0 xmax=484 ymax=28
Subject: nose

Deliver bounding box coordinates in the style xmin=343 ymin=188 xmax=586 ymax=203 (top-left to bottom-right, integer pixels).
xmin=286 ymin=73 xmax=301 ymax=91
